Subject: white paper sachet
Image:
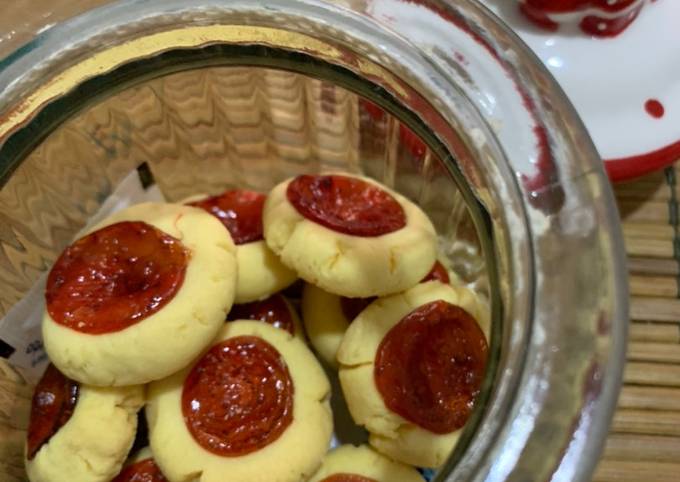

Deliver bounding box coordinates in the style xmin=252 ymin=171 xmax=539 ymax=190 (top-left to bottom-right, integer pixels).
xmin=0 ymin=167 xmax=164 ymax=382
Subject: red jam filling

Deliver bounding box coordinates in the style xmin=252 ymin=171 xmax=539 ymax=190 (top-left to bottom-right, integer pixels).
xmin=286 ymin=175 xmax=406 ymax=237
xmin=422 ymin=260 xmax=450 ymax=284
xmin=26 ymin=364 xmax=79 ymax=460
xmin=182 ymin=336 xmax=294 ymax=456
xmin=340 ymin=296 xmax=376 ymax=322
xmin=320 ymin=475 xmax=378 ymax=482
xmin=227 ymin=294 xmax=295 ymax=335
xmin=112 ymin=458 xmax=168 ymax=482
xmin=374 ymin=300 xmax=488 ymax=434
xmin=45 ymin=221 xmax=189 ymax=335
xmin=188 ymin=190 xmax=265 ymax=245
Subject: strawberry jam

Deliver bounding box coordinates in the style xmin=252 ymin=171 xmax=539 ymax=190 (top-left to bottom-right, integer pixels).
xmin=26 ymin=364 xmax=79 ymax=460
xmin=374 ymin=300 xmax=487 ymax=434
xmin=112 ymin=458 xmax=167 ymax=482
xmin=46 ymin=221 xmax=189 ymax=334
xmin=188 ymin=190 xmax=266 ymax=245
xmin=227 ymin=294 xmax=295 ymax=335
xmin=286 ymin=175 xmax=406 ymax=237
xmin=182 ymin=336 xmax=293 ymax=456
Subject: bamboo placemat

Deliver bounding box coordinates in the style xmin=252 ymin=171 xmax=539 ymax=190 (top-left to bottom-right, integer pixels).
xmin=593 ymin=163 xmax=680 ymax=482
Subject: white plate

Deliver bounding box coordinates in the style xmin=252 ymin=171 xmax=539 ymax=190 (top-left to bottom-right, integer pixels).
xmin=481 ymin=0 xmax=680 ymax=181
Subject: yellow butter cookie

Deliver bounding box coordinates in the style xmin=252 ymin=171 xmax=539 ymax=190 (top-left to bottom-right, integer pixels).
xmin=338 ymin=282 xmax=489 ymax=468
xmin=308 ymin=444 xmax=422 ymax=482
xmin=227 ymin=293 xmax=304 ymax=341
xmin=263 ymin=174 xmax=437 ymax=298
xmin=302 ymin=260 xmax=452 ymax=366
xmin=186 ymin=190 xmax=297 ymax=303
xmin=147 ymin=321 xmax=333 ymax=482
xmin=43 ymin=202 xmax=238 ymax=386
xmin=25 ymin=364 xmax=143 ymax=482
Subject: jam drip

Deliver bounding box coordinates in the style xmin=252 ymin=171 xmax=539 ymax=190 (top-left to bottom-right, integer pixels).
xmin=112 ymin=458 xmax=168 ymax=482
xmin=182 ymin=336 xmax=294 ymax=456
xmin=286 ymin=175 xmax=406 ymax=237
xmin=421 ymin=260 xmax=450 ymax=284
xmin=188 ymin=190 xmax=266 ymax=245
xmin=27 ymin=364 xmax=79 ymax=460
xmin=46 ymin=221 xmax=189 ymax=334
xmin=374 ymin=300 xmax=488 ymax=434
xmin=227 ymin=294 xmax=295 ymax=335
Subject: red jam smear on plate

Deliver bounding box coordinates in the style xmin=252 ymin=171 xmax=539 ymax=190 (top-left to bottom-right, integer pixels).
xmin=520 ymin=0 xmax=643 ymax=37
xmin=112 ymin=458 xmax=168 ymax=482
xmin=286 ymin=175 xmax=406 ymax=237
xmin=26 ymin=364 xmax=79 ymax=460
xmin=182 ymin=336 xmax=294 ymax=456
xmin=374 ymin=300 xmax=488 ymax=434
xmin=227 ymin=294 xmax=295 ymax=335
xmin=188 ymin=190 xmax=266 ymax=245
xmin=46 ymin=221 xmax=189 ymax=335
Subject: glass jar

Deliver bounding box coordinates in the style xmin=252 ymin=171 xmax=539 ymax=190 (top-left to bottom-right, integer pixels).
xmin=0 ymin=1 xmax=628 ymax=481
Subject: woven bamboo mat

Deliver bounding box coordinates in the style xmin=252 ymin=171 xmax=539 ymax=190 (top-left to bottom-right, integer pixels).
xmin=593 ymin=163 xmax=680 ymax=482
